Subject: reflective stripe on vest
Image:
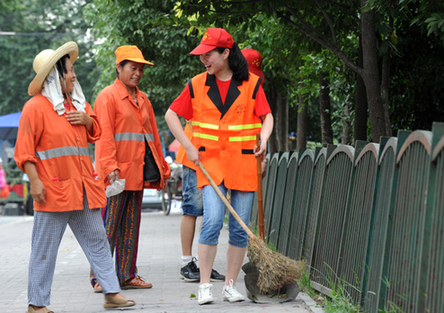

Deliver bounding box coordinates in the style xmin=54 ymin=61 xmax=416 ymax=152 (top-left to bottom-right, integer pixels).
xmin=229 ymin=136 xmax=256 ymax=142
xmin=228 ymin=123 xmax=262 ymax=130
xmin=114 ymin=132 xmax=154 ymax=142
xmin=194 ymin=133 xmax=257 ymax=142
xmin=194 ymin=132 xmax=219 ymax=141
xmin=191 ymin=121 xmax=219 ymax=130
xmin=36 ymin=146 xmax=90 ymax=160
xmin=193 ymin=122 xmax=261 ymax=142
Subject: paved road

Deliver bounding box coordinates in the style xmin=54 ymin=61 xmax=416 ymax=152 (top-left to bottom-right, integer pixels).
xmin=0 ymin=210 xmax=322 ymax=313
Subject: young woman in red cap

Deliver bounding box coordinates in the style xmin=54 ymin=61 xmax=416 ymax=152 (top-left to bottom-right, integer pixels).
xmin=165 ymin=28 xmax=273 ymax=305
xmin=92 ymin=45 xmax=171 ymax=292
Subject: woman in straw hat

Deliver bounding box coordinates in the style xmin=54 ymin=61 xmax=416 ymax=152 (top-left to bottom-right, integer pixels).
xmin=165 ymin=28 xmax=273 ymax=305
xmin=14 ymin=41 xmax=135 ymax=312
xmin=91 ymin=45 xmax=170 ymax=292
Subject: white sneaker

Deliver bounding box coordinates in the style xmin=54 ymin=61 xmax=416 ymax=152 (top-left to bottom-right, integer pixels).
xmin=222 ymin=279 xmax=246 ymax=302
xmin=198 ymin=283 xmax=214 ymax=305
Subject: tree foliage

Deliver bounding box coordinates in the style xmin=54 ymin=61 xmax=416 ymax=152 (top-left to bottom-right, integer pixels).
xmin=0 ymin=0 xmax=100 ymax=115
xmin=84 ymin=0 xmax=203 ymax=131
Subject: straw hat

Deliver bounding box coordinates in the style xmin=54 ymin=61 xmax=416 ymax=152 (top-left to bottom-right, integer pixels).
xmin=28 ymin=41 xmax=79 ymax=96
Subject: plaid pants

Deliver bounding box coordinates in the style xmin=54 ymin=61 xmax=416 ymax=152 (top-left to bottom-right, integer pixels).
xmin=28 ymin=196 xmax=120 ymax=307
xmin=91 ymin=190 xmax=143 ymax=286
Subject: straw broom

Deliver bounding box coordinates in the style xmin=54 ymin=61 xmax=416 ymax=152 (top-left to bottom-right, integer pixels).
xmin=198 ymin=159 xmax=304 ymax=294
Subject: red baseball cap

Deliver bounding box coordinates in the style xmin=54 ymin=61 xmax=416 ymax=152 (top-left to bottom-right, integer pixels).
xmin=242 ymin=48 xmax=264 ymax=80
xmin=189 ymin=28 xmax=234 ymax=55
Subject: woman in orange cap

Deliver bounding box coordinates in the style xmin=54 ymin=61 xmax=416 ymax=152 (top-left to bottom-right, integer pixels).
xmin=92 ymin=45 xmax=170 ymax=292
xmin=14 ymin=41 xmax=135 ymax=313
xmin=165 ymin=28 xmax=273 ymax=305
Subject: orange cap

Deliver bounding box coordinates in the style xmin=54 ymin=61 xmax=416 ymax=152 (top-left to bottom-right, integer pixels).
xmin=190 ymin=28 xmax=234 ymax=55
xmin=115 ymin=45 xmax=154 ymax=66
xmin=242 ymin=48 xmax=264 ymax=80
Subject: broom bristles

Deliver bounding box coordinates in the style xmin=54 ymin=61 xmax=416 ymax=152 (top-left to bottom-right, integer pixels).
xmin=247 ymin=236 xmax=305 ymax=294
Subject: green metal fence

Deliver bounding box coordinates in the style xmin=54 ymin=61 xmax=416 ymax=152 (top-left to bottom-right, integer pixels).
xmin=424 ymin=124 xmax=444 ymax=312
xmin=251 ymin=122 xmax=444 ymax=312
xmin=362 ymin=137 xmax=397 ymax=312
xmin=288 ymin=150 xmax=314 ymax=260
xmin=338 ymin=142 xmax=378 ymax=304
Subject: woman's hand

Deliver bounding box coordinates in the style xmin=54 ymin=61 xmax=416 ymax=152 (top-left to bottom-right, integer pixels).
xmin=30 ymin=178 xmax=46 ymax=204
xmin=23 ymin=161 xmax=46 ymax=204
xmin=108 ymin=170 xmax=119 ymax=183
xmin=186 ymin=146 xmax=201 ymax=167
xmin=66 ymin=111 xmax=93 ymax=131
xmin=253 ymin=139 xmax=268 ymax=160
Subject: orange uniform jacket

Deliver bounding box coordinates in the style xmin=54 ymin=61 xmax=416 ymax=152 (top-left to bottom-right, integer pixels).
xmin=94 ymin=78 xmax=170 ymax=191
xmin=14 ymin=94 xmax=107 ymax=212
xmin=190 ymin=73 xmax=263 ymax=191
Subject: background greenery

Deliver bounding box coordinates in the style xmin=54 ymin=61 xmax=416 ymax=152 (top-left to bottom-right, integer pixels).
xmin=1 ymin=0 xmax=443 ymax=150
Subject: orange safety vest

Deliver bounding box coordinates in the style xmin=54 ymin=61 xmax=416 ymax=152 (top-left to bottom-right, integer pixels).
xmin=94 ymin=79 xmax=170 ymax=191
xmin=175 ymin=123 xmax=196 ymax=170
xmin=14 ymin=94 xmax=107 ymax=212
xmin=190 ymin=73 xmax=263 ymax=191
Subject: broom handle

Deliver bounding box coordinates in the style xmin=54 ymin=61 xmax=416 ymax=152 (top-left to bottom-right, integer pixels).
xmin=256 ymin=134 xmax=265 ymax=240
xmin=198 ymin=161 xmax=256 ymax=239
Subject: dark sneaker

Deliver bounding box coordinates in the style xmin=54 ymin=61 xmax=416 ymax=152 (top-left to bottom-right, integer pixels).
xmin=180 ymin=258 xmax=200 ymax=282
xmin=210 ymin=268 xmax=225 ymax=281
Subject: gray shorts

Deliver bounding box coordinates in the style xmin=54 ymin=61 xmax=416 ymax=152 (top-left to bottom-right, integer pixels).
xmin=181 ymin=166 xmax=203 ymax=216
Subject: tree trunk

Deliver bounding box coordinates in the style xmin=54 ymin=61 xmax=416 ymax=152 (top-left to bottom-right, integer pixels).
xmin=297 ymin=92 xmax=308 ymax=151
xmin=360 ymin=0 xmax=387 ymax=142
xmin=381 ymin=17 xmax=393 ymax=138
xmin=354 ymin=36 xmax=368 ymax=143
xmin=342 ymin=102 xmax=351 ymax=145
xmin=381 ymin=52 xmax=392 ymax=137
xmin=319 ymin=73 xmax=333 ymax=146
xmin=266 ymin=82 xmax=289 ymax=153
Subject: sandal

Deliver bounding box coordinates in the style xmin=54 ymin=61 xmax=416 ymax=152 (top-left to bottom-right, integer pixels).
xmin=26 ymin=305 xmax=54 ymax=313
xmin=104 ymin=296 xmax=136 ymax=309
xmin=93 ymin=282 xmax=103 ymax=293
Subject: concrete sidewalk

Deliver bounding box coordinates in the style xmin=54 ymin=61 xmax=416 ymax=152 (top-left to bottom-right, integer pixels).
xmin=0 ymin=210 xmax=322 ymax=313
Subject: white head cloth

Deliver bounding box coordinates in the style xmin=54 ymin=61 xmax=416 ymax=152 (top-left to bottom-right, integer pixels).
xmin=41 ymin=66 xmax=86 ymax=115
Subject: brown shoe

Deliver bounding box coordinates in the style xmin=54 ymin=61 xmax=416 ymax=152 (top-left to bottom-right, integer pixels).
xmin=121 ymin=275 xmax=153 ymax=289
xmin=26 ymin=305 xmax=54 ymax=313
xmin=104 ymin=295 xmax=136 ymax=308
xmin=93 ymin=282 xmax=102 ymax=293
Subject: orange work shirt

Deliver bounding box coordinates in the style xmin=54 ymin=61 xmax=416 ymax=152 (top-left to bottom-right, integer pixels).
xmin=14 ymin=94 xmax=107 ymax=212
xmin=94 ymin=78 xmax=170 ymax=191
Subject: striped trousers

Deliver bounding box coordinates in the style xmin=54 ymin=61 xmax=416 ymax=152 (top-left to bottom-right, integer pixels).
xmin=28 ymin=195 xmax=120 ymax=307
xmin=91 ymin=190 xmax=143 ymax=286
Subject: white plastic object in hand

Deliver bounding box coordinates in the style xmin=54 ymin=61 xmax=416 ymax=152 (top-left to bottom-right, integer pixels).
xmin=105 ymin=178 xmax=126 ymax=197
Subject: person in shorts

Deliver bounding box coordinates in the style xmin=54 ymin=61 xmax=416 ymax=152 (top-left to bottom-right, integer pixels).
xmin=175 ymin=124 xmax=225 ymax=282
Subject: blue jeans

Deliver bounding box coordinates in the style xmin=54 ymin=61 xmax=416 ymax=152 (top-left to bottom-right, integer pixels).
xmin=198 ymin=183 xmax=254 ymax=248
xmin=181 ymin=166 xmax=203 ymax=216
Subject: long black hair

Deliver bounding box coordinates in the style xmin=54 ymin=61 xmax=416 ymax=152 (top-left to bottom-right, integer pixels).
xmin=56 ymin=54 xmax=70 ymax=78
xmin=215 ymin=42 xmax=249 ymax=82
